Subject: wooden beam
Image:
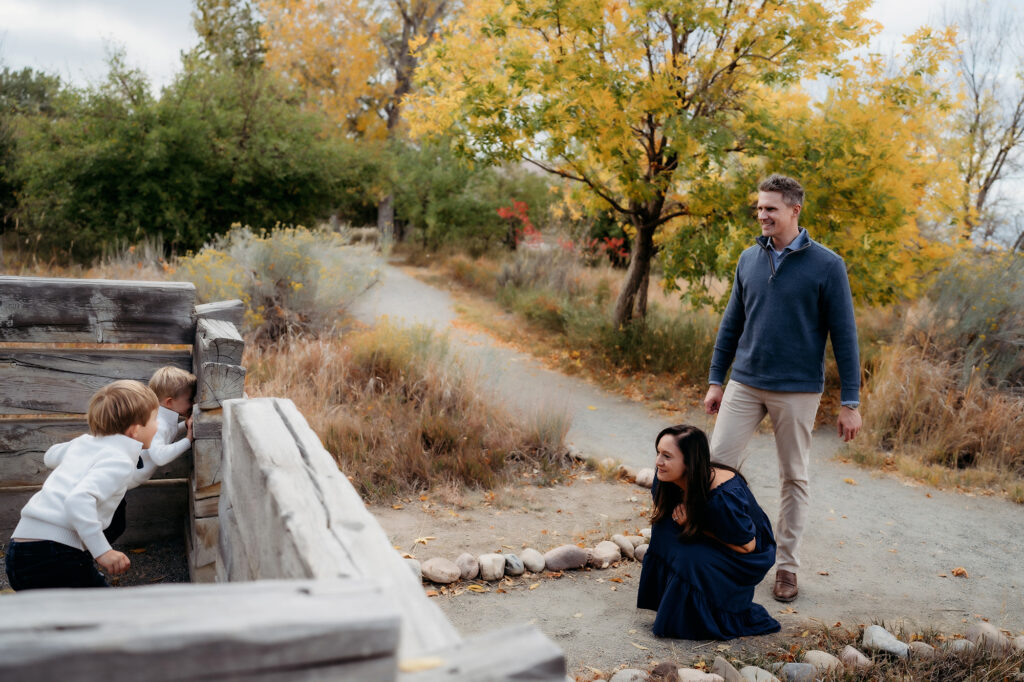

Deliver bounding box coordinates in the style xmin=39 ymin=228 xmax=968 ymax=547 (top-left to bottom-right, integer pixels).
xmin=0 ymin=580 xmax=400 ymax=681
xmin=195 ymin=362 xmax=246 ymax=409
xmin=0 ymin=349 xmax=192 ymax=415
xmin=0 ymin=276 xmax=196 ymax=344
xmin=194 ymin=318 xmax=244 ymax=368
xmin=221 ymin=398 xmax=461 ymax=658
xmin=194 ymin=299 xmax=245 ymax=328
xmin=398 ymin=625 xmax=565 ymax=681
xmin=192 ymin=405 xmax=222 ymax=441
xmin=0 ymin=418 xmax=190 ymax=485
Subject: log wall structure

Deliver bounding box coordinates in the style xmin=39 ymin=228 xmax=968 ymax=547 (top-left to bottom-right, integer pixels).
xmin=0 ymin=276 xmax=566 ymax=681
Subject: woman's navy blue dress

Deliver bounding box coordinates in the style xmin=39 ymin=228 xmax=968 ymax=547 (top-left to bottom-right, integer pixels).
xmin=636 ymin=475 xmax=780 ymax=639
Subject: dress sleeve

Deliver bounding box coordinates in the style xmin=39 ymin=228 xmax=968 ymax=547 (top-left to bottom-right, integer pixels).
xmin=704 ymin=484 xmax=756 ymax=547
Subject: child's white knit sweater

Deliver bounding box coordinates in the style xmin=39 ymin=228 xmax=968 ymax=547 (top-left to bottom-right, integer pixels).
xmin=133 ymin=406 xmax=191 ymax=486
xmin=13 ymin=434 xmax=141 ymax=558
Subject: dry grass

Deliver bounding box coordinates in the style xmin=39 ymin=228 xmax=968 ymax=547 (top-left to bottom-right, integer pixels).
xmin=244 ymin=323 xmax=573 ymax=502
xmin=855 ymin=344 xmax=1024 ymax=501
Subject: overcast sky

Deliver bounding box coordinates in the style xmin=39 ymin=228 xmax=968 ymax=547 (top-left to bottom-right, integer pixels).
xmin=1 ymin=0 xmax=963 ymax=92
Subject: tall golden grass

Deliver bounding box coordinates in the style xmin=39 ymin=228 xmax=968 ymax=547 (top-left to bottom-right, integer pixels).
xmin=244 ymin=324 xmax=573 ymax=501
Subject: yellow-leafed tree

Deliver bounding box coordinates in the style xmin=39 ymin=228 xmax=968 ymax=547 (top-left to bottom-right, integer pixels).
xmin=409 ymin=0 xmax=955 ymax=324
xmin=259 ymin=0 xmax=451 ymax=241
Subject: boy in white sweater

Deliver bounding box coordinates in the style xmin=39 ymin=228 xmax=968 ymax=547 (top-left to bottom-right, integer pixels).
xmin=104 ymin=366 xmax=196 ymax=544
xmin=5 ymin=380 xmax=159 ymax=590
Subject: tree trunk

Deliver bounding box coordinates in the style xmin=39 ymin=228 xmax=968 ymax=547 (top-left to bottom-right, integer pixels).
xmin=612 ymin=222 xmax=656 ymax=328
xmin=377 ymin=193 xmax=395 ymax=250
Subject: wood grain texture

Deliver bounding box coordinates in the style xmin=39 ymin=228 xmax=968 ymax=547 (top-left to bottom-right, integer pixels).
xmin=0 ymin=580 xmax=400 ymax=681
xmin=196 ymin=362 xmax=246 ymax=409
xmin=0 ymin=349 xmax=192 ymax=415
xmin=0 ymin=276 xmax=196 ymax=343
xmin=194 ymin=299 xmax=244 ymax=327
xmin=220 ymin=397 xmax=461 ymax=658
xmin=192 ymin=405 xmax=222 ymax=440
xmin=194 ymin=318 xmax=244 ymax=367
xmin=0 ymin=419 xmax=190 ymax=484
xmin=399 ymin=625 xmax=565 ymax=682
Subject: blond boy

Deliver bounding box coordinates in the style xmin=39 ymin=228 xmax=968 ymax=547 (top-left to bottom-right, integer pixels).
xmin=5 ymin=381 xmax=159 ymax=590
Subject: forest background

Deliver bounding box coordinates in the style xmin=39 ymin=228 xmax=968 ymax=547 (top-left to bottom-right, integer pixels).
xmin=1 ymin=0 xmax=1022 ymax=502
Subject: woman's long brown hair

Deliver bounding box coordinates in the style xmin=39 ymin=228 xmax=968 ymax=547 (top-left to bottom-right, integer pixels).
xmin=651 ymin=425 xmax=745 ymax=539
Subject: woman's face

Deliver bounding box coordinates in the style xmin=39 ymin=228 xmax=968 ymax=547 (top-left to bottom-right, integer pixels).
xmin=655 ymin=434 xmax=686 ymax=484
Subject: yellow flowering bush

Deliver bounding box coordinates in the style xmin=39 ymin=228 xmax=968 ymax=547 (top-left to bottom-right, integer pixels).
xmin=178 ymin=224 xmax=380 ymax=340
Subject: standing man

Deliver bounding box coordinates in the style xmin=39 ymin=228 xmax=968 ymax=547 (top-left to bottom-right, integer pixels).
xmin=704 ymin=174 xmax=862 ymax=603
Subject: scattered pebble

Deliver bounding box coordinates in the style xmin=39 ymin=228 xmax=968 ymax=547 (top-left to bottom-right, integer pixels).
xmin=520 ymin=547 xmax=545 ymax=573
xmin=609 ymin=670 xmax=648 ymax=682
xmin=908 ymin=641 xmax=935 ymax=660
xmin=711 ymin=655 xmax=743 ymax=682
xmin=677 ymin=668 xmax=724 ymax=682
xmin=966 ymin=621 xmax=1012 ymax=656
xmin=612 ymin=534 xmax=635 ymax=559
xmin=801 ymin=650 xmax=842 ymax=673
xmin=778 ymin=662 xmax=815 ymax=682
xmin=839 ymin=645 xmax=872 ymax=670
xmin=589 ymin=541 xmax=621 ymax=568
xmin=862 ymin=624 xmax=909 ymax=659
xmin=543 ymin=544 xmax=589 ymax=571
xmin=635 ymin=468 xmax=655 ymax=488
xmin=504 ymin=553 xmax=525 ymax=577
xmin=739 ymin=665 xmax=778 ymax=682
xmin=455 ymin=552 xmax=479 ymax=580
xmin=634 ymin=544 xmax=648 ymax=562
xmin=945 ymin=638 xmax=977 ymax=655
xmin=421 ymin=557 xmax=461 ymax=584
xmin=478 ymin=553 xmax=505 ymax=581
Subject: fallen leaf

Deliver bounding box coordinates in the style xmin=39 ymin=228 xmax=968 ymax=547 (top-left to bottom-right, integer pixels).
xmin=926 ymin=493 xmax=932 ymax=498
xmin=392 ymin=505 xmax=404 ymax=510
xmin=496 ymin=588 xmax=506 ymax=594
xmin=419 ymin=495 xmax=428 ymax=501
xmin=629 ymin=642 xmax=649 ymax=650
xmin=573 ymin=612 xmax=583 ymax=618
xmin=425 ymin=590 xmax=438 ymax=598
xmin=128 ymin=548 xmax=146 ymax=554
xmin=844 ymin=478 xmax=857 ymax=485
xmin=414 ymin=536 xmax=436 ymax=545
xmin=528 ymin=582 xmax=540 ymax=590
xmin=800 ymin=630 xmax=810 ymax=637
xmin=466 ymin=584 xmax=488 ymax=593
xmin=817 ymin=571 xmax=830 ymax=576
xmin=398 ymin=657 xmax=444 ymax=673
xmin=938 ymin=573 xmax=948 ymax=578
xmin=715 ymin=644 xmax=730 ymax=651
xmin=779 ymin=606 xmax=797 ymax=614
xmin=610 ymin=577 xmax=623 ymax=583
xmin=952 ymin=567 xmax=969 ymax=578
xmin=587 ymin=405 xmax=598 ymax=410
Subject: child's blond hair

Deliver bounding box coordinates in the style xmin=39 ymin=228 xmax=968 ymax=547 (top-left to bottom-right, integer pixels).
xmin=88 ymin=380 xmax=159 ymax=437
xmin=149 ymin=366 xmax=198 ymax=401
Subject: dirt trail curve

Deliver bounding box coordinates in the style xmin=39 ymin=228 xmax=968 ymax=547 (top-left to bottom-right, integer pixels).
xmin=351 ymin=263 xmax=1024 ymax=669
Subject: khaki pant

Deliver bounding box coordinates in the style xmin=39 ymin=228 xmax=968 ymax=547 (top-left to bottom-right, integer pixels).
xmin=709 ymin=381 xmax=822 ymax=573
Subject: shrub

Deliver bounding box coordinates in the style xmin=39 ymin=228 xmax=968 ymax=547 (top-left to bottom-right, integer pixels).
xmin=244 ymin=325 xmax=572 ymax=501
xmin=177 ymin=224 xmax=380 ymax=341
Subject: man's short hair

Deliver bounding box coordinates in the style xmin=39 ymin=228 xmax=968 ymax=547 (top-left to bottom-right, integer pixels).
xmin=759 ymin=174 xmax=804 ymax=207
xmin=149 ymin=366 xmax=198 ymax=401
xmin=88 ymin=380 xmax=159 ymax=436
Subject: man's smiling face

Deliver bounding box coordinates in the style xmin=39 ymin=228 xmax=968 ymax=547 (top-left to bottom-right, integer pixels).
xmin=756 ymin=191 xmax=801 ymax=245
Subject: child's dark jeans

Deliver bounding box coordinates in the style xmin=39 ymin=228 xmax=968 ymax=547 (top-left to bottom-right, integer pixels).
xmin=4 ymin=540 xmax=108 ymax=591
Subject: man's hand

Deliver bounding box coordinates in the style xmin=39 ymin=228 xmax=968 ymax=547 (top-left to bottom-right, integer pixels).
xmin=704 ymin=384 xmax=724 ymax=415
xmin=671 ymin=503 xmax=687 ymax=525
xmin=838 ymin=406 xmax=862 ymax=442
xmin=96 ymin=549 xmax=131 ymax=576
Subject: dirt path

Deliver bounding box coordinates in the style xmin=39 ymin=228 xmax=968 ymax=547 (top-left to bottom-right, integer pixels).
xmin=351 ymin=263 xmax=1024 ymax=673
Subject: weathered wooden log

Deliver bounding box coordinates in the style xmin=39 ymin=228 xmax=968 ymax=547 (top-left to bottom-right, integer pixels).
xmin=196 ymin=362 xmax=246 ymax=409
xmin=398 ymin=624 xmax=566 ymax=682
xmin=221 ymin=397 xmax=461 ymax=658
xmin=192 ymin=436 xmax=222 ymax=487
xmin=194 ymin=318 xmax=244 ymax=368
xmin=192 ymin=405 xmax=222 ymax=440
xmin=191 ymin=478 xmax=220 ymax=519
xmin=0 ymin=276 xmax=196 ymax=344
xmin=194 ymin=299 xmax=245 ymax=327
xmin=0 ymin=418 xmax=190 ymax=485
xmin=187 ymin=514 xmax=218 ymax=578
xmin=0 ymin=580 xmax=401 ymax=681
xmin=0 ymin=349 xmax=192 ymax=415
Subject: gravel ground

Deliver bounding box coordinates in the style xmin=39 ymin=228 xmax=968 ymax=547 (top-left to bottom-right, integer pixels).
xmin=353 ymin=261 xmax=1024 ymax=674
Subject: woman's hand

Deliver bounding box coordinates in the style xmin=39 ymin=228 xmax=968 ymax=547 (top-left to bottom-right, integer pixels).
xmin=671 ymin=504 xmax=687 ymax=525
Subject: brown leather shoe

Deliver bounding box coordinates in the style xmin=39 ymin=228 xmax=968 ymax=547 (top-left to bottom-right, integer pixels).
xmin=773 ymin=569 xmax=798 ymax=602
